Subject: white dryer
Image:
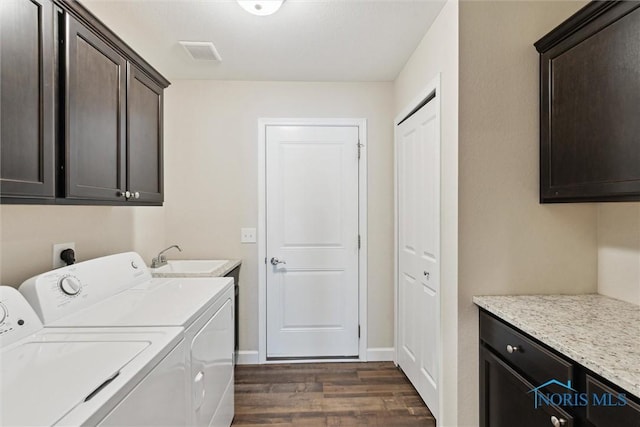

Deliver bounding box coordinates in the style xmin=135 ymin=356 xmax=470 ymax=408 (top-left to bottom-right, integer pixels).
xmin=0 ymin=286 xmax=186 ymax=426
xmin=20 ymin=252 xmax=235 ymax=427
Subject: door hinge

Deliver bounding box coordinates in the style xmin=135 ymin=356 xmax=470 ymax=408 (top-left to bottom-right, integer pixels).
xmin=264 ymin=257 xmax=267 ymax=265
xmin=358 ymin=325 xmax=361 ymax=339
xmin=357 ymin=140 xmax=363 ymax=159
xmin=358 ymin=235 xmax=361 ymax=249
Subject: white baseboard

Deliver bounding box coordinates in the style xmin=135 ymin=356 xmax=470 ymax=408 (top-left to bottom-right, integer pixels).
xmin=236 ymin=351 xmax=259 ymax=365
xmin=366 ymin=347 xmax=395 ymax=362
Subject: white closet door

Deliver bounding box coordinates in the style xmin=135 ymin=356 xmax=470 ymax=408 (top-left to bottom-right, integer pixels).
xmin=397 ymin=96 xmax=440 ymax=419
xmin=265 ymin=125 xmax=360 ymax=358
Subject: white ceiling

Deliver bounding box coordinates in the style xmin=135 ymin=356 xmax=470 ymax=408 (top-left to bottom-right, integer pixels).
xmin=80 ymin=0 xmax=446 ymax=82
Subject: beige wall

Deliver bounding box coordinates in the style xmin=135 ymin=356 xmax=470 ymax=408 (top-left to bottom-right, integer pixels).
xmin=597 ymin=203 xmax=640 ymax=305
xmin=0 ymin=205 xmax=164 ymax=287
xmin=394 ymin=0 xmax=459 ymax=424
xmin=163 ymin=80 xmax=395 ymax=352
xmin=458 ymin=1 xmax=596 ymax=425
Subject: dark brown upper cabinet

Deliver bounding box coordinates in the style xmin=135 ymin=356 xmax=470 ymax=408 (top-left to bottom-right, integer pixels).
xmin=535 ymin=1 xmax=640 ymax=203
xmin=65 ymin=14 xmax=127 ymax=202
xmin=0 ymin=0 xmax=169 ymax=205
xmin=127 ymin=64 xmax=164 ymax=203
xmin=0 ymin=0 xmax=55 ymax=200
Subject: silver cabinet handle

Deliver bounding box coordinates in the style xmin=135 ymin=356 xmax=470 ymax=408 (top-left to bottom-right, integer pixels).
xmin=133 ymin=191 xmax=140 ymax=199
xmin=506 ymin=345 xmax=520 ymax=354
xmin=270 ymin=257 xmax=286 ymax=266
xmin=550 ymin=416 xmax=567 ymax=427
xmin=124 ymin=190 xmax=132 ymax=199
xmin=118 ymin=190 xmax=126 ymax=198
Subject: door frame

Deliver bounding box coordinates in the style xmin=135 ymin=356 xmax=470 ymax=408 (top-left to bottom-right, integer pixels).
xmin=257 ymin=118 xmax=368 ymax=363
xmin=393 ymin=74 xmax=442 ymax=409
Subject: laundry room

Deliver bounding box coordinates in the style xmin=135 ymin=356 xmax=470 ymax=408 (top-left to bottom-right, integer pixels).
xmin=2 ymin=1 xmax=639 ymax=426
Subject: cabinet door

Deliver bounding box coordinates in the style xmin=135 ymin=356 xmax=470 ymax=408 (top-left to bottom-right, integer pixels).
xmin=480 ymin=347 xmax=574 ymax=427
xmin=538 ymin=2 xmax=640 ymax=202
xmin=127 ymin=64 xmax=163 ymax=203
xmin=65 ymin=14 xmax=126 ymax=201
xmin=585 ymin=375 xmax=640 ymax=427
xmin=0 ymin=0 xmax=55 ymax=199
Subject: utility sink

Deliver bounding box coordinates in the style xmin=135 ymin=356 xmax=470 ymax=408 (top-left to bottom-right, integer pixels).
xmin=151 ymin=260 xmax=228 ymax=275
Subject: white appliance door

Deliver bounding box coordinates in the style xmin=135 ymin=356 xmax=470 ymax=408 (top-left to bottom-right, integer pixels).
xmin=265 ymin=125 xmax=360 ymax=358
xmin=98 ymin=339 xmax=187 ymax=426
xmin=1 ymin=341 xmax=147 ymax=427
xmin=191 ymin=298 xmax=234 ymax=427
xmin=397 ymin=97 xmax=440 ymax=418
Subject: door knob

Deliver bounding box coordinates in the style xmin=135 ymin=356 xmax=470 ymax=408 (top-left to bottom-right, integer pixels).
xmin=506 ymin=345 xmax=520 ymax=354
xmin=550 ymin=416 xmax=567 ymax=427
xmin=270 ymin=257 xmax=286 ymax=266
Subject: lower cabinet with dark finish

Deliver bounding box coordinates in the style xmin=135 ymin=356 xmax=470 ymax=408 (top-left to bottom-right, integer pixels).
xmin=224 ymin=266 xmax=241 ymax=363
xmin=480 ymin=346 xmax=574 ymax=427
xmin=479 ymin=310 xmax=640 ymax=427
xmin=585 ymin=375 xmax=640 ymax=427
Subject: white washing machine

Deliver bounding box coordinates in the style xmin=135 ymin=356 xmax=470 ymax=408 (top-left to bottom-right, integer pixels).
xmin=19 ymin=252 xmax=235 ymax=427
xmin=0 ymin=286 xmax=186 ymax=426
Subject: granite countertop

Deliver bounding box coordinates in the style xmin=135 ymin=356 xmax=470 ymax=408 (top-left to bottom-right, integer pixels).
xmin=151 ymin=259 xmax=241 ymax=278
xmin=473 ymin=294 xmax=640 ymax=399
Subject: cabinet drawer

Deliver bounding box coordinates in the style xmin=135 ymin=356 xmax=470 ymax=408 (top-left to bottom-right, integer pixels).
xmin=480 ymin=311 xmax=573 ymax=388
xmin=586 ymin=375 xmax=640 ymax=427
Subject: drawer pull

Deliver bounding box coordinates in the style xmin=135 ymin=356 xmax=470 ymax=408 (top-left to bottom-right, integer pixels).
xmin=550 ymin=415 xmax=567 ymax=427
xmin=506 ymin=344 xmax=520 ymax=354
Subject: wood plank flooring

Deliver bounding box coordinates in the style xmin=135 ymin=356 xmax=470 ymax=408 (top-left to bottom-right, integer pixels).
xmin=233 ymin=362 xmax=435 ymax=426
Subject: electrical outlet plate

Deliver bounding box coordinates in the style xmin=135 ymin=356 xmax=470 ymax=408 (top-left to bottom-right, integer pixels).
xmin=53 ymin=242 xmax=75 ymax=268
xmin=240 ymin=228 xmax=256 ymax=243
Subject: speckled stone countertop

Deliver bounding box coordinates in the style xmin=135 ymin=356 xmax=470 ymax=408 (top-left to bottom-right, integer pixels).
xmin=151 ymin=259 xmax=241 ymax=278
xmin=473 ymin=294 xmax=640 ymax=398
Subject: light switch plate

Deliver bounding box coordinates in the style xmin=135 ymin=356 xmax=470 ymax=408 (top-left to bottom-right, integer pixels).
xmin=240 ymin=228 xmax=256 ymax=243
xmin=53 ymin=242 xmax=75 ymax=268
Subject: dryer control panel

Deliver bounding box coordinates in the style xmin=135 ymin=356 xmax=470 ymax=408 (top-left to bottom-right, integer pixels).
xmin=18 ymin=252 xmax=151 ymax=325
xmin=0 ymin=286 xmax=44 ymax=348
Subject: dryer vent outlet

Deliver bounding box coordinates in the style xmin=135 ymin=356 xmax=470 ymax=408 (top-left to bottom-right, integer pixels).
xmin=179 ymin=41 xmax=222 ymax=61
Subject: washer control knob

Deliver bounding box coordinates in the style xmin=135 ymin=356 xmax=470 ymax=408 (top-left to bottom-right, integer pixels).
xmin=0 ymin=304 xmax=6 ymax=324
xmin=59 ymin=276 xmax=82 ymax=296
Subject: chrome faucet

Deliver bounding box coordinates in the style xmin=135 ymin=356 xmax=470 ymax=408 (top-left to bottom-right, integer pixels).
xmin=151 ymin=245 xmax=182 ymax=268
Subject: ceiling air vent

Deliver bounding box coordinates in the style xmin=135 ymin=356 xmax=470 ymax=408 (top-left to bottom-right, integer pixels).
xmin=179 ymin=41 xmax=222 ymax=61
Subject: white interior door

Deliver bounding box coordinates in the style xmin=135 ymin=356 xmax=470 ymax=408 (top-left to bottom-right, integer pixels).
xmin=397 ymin=96 xmax=440 ymax=418
xmin=265 ymin=125 xmax=360 ymax=358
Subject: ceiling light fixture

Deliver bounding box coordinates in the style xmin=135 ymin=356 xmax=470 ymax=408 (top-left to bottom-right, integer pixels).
xmin=237 ymin=0 xmax=284 ymax=16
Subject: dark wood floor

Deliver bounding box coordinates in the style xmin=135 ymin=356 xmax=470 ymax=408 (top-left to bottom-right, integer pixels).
xmin=233 ymin=362 xmax=435 ymax=426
